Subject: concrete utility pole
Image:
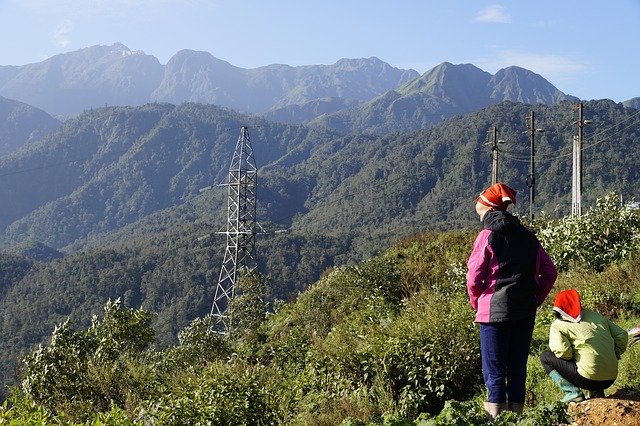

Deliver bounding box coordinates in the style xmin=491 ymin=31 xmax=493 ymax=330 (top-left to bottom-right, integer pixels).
xmin=525 ymin=111 xmax=544 ymax=221
xmin=572 ymin=102 xmax=591 ymax=216
xmin=210 ymin=126 xmax=258 ymax=333
xmin=485 ymin=125 xmax=503 ymax=185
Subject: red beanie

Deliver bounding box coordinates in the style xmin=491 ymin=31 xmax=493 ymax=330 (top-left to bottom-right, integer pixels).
xmin=477 ymin=183 xmax=517 ymax=211
xmin=553 ymin=289 xmax=582 ymax=322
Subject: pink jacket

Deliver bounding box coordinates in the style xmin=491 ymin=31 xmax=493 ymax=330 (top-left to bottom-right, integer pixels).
xmin=466 ymin=211 xmax=557 ymax=323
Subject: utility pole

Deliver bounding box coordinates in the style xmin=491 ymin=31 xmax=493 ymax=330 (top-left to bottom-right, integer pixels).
xmin=210 ymin=126 xmax=258 ymax=333
xmin=525 ymin=111 xmax=544 ymax=221
xmin=485 ymin=125 xmax=503 ymax=184
xmin=572 ymin=102 xmax=591 ymax=216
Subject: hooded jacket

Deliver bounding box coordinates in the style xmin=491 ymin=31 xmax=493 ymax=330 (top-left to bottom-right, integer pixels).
xmin=550 ymin=289 xmax=628 ymax=381
xmin=466 ymin=210 xmax=557 ymax=323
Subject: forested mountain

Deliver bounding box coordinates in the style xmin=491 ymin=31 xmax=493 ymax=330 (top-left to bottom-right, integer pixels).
xmin=0 ymin=96 xmax=60 ymax=155
xmin=0 ymin=98 xmax=639 ymax=402
xmin=0 ymin=44 xmax=418 ymax=117
xmin=310 ymin=63 xmax=578 ymax=134
xmin=0 ymin=103 xmax=340 ymax=249
xmin=1 ymin=100 xmax=639 ymax=256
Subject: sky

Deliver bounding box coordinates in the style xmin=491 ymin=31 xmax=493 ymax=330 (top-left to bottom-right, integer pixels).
xmin=0 ymin=0 xmax=638 ymax=102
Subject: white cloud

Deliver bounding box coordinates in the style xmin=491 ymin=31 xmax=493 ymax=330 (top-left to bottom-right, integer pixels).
xmin=53 ymin=20 xmax=73 ymax=47
xmin=475 ymin=5 xmax=511 ymax=24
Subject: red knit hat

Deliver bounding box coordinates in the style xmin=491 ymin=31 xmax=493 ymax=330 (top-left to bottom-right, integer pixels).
xmin=477 ymin=183 xmax=517 ymax=211
xmin=553 ymin=289 xmax=582 ymax=322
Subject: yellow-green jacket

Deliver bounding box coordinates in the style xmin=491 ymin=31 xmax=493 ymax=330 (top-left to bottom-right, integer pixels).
xmin=549 ymin=309 xmax=628 ymax=381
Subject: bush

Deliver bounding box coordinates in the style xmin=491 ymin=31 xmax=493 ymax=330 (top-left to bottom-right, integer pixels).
xmin=157 ymin=315 xmax=231 ymax=373
xmin=20 ymin=299 xmax=157 ymax=420
xmin=145 ymin=362 xmax=279 ymax=425
xmin=377 ymin=293 xmax=481 ymax=418
xmin=536 ymin=193 xmax=640 ymax=272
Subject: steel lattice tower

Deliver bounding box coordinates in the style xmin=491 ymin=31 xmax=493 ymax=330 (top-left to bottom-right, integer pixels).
xmin=210 ymin=126 xmax=257 ymax=332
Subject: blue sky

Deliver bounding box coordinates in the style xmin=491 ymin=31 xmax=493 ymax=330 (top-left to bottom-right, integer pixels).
xmin=0 ymin=0 xmax=638 ymax=102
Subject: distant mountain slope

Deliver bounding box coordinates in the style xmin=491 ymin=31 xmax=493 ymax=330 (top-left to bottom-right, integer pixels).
xmin=0 ymin=44 xmax=164 ymax=117
xmin=311 ymin=62 xmax=578 ymax=134
xmin=261 ymin=97 xmax=361 ymax=124
xmin=624 ymin=97 xmax=640 ymax=109
xmin=151 ymin=50 xmax=247 ymax=109
xmin=1 ymin=95 xmax=637 ymax=257
xmin=281 ymin=99 xmax=639 ymax=258
xmin=152 ymin=51 xmax=419 ymax=113
xmin=0 ymin=96 xmax=60 ymax=155
xmin=0 ymin=103 xmax=338 ymax=248
xmin=34 ymin=100 xmax=640 ymax=265
xmin=0 ymin=44 xmax=418 ymax=117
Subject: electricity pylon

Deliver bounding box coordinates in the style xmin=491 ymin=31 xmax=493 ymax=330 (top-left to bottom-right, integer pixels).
xmin=210 ymin=126 xmax=258 ymax=333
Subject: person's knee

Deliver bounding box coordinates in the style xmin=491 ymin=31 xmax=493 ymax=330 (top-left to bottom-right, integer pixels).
xmin=539 ymin=350 xmax=555 ymax=374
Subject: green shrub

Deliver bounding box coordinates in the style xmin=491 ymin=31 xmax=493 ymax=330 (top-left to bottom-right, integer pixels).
xmin=20 ymin=299 xmax=157 ymax=420
xmin=157 ymin=315 xmax=231 ymax=373
xmin=0 ymin=392 xmax=59 ymax=425
xmin=145 ymin=362 xmax=278 ymax=425
xmin=376 ymin=293 xmax=481 ymax=419
xmin=413 ymin=400 xmax=571 ymax=426
xmin=537 ymin=193 xmax=640 ymax=272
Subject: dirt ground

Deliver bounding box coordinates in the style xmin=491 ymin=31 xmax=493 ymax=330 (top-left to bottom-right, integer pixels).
xmin=567 ymin=389 xmax=640 ymax=425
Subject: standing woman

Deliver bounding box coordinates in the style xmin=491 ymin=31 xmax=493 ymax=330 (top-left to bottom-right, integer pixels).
xmin=466 ymin=183 xmax=558 ymax=418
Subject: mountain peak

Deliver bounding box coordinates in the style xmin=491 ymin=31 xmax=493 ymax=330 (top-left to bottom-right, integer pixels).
xmin=398 ymin=62 xmax=491 ymax=99
xmin=490 ymin=65 xmax=577 ymax=104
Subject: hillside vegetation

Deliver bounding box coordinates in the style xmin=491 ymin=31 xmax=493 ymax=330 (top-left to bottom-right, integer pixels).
xmin=1 ymin=100 xmax=639 ymax=260
xmin=0 ymin=96 xmax=60 ymax=155
xmin=3 ymin=194 xmax=640 ymax=424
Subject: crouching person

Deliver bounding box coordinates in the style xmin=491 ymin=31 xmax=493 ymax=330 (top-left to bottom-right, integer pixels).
xmin=540 ymin=289 xmax=628 ymax=402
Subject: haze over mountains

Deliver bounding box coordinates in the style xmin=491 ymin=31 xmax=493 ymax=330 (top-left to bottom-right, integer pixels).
xmin=0 ymin=96 xmax=60 ymax=155
xmin=0 ymin=43 xmax=418 ymax=118
xmin=0 ymin=42 xmax=591 ymax=128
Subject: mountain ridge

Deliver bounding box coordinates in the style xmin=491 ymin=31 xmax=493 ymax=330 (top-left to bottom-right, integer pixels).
xmin=0 ymin=43 xmax=419 ymax=118
xmin=310 ymin=63 xmax=578 ymax=134
xmin=0 ymin=96 xmax=60 ymax=155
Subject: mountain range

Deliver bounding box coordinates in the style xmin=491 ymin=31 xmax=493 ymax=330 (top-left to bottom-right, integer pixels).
xmin=310 ymin=62 xmax=578 ymax=134
xmin=0 ymin=42 xmax=600 ymax=129
xmin=0 ymin=43 xmax=418 ymax=118
xmin=1 ymin=99 xmax=639 ymax=256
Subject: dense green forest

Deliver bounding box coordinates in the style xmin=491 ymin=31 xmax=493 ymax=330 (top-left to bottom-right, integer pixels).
xmin=1 ymin=100 xmax=639 ymax=255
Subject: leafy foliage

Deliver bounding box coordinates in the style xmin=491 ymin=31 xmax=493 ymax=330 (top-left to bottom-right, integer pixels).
xmin=145 ymin=363 xmax=279 ymax=425
xmin=537 ymin=193 xmax=640 ymax=272
xmin=21 ymin=299 xmax=156 ymax=419
xmin=6 ymin=220 xmax=640 ymax=424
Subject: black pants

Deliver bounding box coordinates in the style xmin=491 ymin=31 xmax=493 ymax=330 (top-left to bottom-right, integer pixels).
xmin=540 ymin=350 xmax=614 ymax=391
